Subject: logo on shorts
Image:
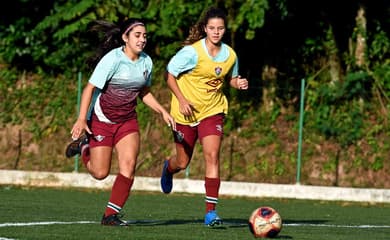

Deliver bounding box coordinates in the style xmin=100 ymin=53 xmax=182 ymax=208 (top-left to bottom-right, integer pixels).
xmin=174 ymin=130 xmax=184 ymax=142
xmin=94 ymin=135 xmax=105 ymax=142
xmin=216 ymin=124 xmax=223 ymax=133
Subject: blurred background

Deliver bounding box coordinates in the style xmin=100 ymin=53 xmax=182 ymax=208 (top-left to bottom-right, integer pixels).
xmin=0 ymin=0 xmax=389 ymax=188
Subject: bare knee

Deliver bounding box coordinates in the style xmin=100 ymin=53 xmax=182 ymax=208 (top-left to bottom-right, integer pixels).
xmin=88 ymin=147 xmax=112 ymax=180
xmin=204 ymin=151 xmax=219 ymax=165
xmin=90 ymin=170 xmax=109 ymax=180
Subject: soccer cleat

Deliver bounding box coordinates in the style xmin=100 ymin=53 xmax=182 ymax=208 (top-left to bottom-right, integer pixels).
xmin=65 ymin=134 xmax=88 ymax=158
xmin=101 ymin=214 xmax=129 ymax=226
xmin=204 ymin=210 xmax=223 ymax=227
xmin=160 ymin=160 xmax=173 ymax=194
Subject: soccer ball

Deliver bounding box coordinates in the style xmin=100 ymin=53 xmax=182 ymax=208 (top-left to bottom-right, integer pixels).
xmin=248 ymin=206 xmax=282 ymax=238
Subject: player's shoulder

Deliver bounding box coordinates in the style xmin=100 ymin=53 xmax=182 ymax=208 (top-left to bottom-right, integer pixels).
xmin=222 ymin=43 xmax=237 ymax=58
xmin=140 ymin=51 xmax=151 ymax=60
xmin=140 ymin=52 xmax=152 ymax=64
xmin=178 ymin=44 xmax=196 ymax=55
xmin=108 ymin=47 xmax=122 ymax=57
xmin=222 ymin=42 xmax=235 ymax=52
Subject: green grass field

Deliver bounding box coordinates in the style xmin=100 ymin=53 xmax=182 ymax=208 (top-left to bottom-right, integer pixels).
xmin=0 ymin=185 xmax=389 ymax=240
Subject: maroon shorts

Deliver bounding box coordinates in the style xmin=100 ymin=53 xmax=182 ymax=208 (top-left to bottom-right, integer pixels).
xmin=88 ymin=116 xmax=139 ymax=148
xmin=173 ymin=114 xmax=224 ymax=150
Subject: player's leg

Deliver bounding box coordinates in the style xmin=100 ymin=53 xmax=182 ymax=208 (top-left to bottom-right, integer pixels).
xmin=199 ymin=114 xmax=224 ymax=226
xmin=87 ymin=146 xmax=113 ymax=180
xmin=202 ymin=135 xmax=223 ymax=226
xmin=83 ymin=119 xmax=115 ymax=180
xmin=160 ymin=124 xmax=196 ymax=194
xmin=101 ymin=119 xmax=139 ymax=226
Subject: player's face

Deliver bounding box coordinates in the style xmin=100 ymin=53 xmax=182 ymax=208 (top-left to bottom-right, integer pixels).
xmin=204 ymin=18 xmax=225 ymax=45
xmin=124 ymin=25 xmax=147 ymax=56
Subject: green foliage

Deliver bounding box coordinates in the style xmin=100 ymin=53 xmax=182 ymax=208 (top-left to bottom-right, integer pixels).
xmin=306 ymin=86 xmax=365 ymax=148
xmin=0 ymin=18 xmax=47 ymax=71
xmin=227 ymin=0 xmax=268 ymax=40
xmin=1 ymin=0 xmax=271 ymax=75
xmin=135 ymin=99 xmax=153 ymax=130
xmin=0 ymin=68 xmax=77 ymax=139
xmin=224 ymin=99 xmax=251 ymax=134
xmin=302 ymin=15 xmax=389 ymax=152
xmin=368 ymin=29 xmax=390 ymax=101
xmin=34 ymin=0 xmax=96 ymax=38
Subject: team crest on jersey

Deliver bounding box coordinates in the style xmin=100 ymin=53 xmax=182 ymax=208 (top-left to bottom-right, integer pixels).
xmin=215 ymin=66 xmax=222 ymax=76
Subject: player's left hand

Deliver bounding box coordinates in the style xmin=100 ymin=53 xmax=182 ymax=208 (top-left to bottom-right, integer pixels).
xmin=236 ymin=76 xmax=248 ymax=90
xmin=163 ymin=112 xmax=176 ymax=131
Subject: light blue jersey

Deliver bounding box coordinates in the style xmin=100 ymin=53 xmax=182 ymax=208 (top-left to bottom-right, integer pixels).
xmin=88 ymin=47 xmax=153 ymax=123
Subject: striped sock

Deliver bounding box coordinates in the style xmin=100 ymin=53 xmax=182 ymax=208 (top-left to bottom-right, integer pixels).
xmin=104 ymin=173 xmax=133 ymax=217
xmin=204 ymin=177 xmax=221 ymax=212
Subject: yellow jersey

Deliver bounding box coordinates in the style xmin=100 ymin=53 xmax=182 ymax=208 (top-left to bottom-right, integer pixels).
xmin=170 ymin=40 xmax=237 ymax=125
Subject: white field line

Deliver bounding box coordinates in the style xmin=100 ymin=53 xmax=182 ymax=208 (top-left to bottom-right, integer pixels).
xmin=0 ymin=221 xmax=96 ymax=227
xmin=0 ymin=220 xmax=389 ymax=229
xmin=283 ymin=223 xmax=390 ymax=228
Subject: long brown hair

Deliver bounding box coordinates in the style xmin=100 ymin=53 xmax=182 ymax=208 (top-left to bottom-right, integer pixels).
xmin=86 ymin=18 xmax=145 ymax=69
xmin=182 ymin=6 xmax=227 ymax=46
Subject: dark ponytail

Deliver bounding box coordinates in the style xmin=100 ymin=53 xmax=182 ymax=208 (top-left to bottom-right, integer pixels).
xmin=86 ymin=18 xmax=145 ymax=69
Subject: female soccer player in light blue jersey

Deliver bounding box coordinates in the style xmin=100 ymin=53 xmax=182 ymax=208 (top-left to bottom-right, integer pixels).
xmin=66 ymin=18 xmax=175 ymax=226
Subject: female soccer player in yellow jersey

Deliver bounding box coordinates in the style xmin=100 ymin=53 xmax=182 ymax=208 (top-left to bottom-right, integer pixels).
xmin=160 ymin=6 xmax=248 ymax=227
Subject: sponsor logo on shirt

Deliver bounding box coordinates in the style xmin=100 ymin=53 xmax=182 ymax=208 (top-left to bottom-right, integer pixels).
xmin=206 ymin=78 xmax=223 ymax=93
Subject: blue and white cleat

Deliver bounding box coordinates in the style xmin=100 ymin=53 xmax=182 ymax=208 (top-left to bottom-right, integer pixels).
xmin=204 ymin=210 xmax=223 ymax=227
xmin=160 ymin=160 xmax=173 ymax=194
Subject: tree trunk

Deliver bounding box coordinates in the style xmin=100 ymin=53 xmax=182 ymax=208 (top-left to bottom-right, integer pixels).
xmin=355 ymin=6 xmax=367 ymax=67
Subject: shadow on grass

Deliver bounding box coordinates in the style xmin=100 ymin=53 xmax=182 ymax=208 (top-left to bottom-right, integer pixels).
xmin=125 ymin=218 xmax=330 ymax=239
xmin=125 ymin=217 xmax=248 ymax=228
xmin=126 ymin=218 xmax=329 ymax=226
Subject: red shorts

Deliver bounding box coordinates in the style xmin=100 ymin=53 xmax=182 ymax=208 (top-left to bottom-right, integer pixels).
xmin=173 ymin=114 xmax=224 ymax=150
xmin=88 ymin=116 xmax=139 ymax=148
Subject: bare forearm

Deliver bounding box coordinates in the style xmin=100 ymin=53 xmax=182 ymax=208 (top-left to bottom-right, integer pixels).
xmin=166 ymin=72 xmax=186 ymax=102
xmin=142 ymin=92 xmax=167 ymax=114
xmin=78 ymin=83 xmax=94 ymax=120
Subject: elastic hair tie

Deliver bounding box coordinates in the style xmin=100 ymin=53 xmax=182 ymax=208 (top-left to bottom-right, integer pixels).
xmin=124 ymin=22 xmax=144 ymax=35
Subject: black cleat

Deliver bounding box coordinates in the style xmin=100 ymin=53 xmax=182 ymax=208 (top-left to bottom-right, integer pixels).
xmin=101 ymin=214 xmax=129 ymax=226
xmin=65 ymin=134 xmax=88 ymax=158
